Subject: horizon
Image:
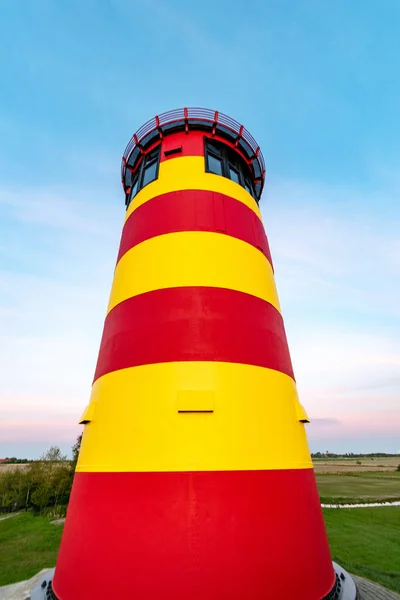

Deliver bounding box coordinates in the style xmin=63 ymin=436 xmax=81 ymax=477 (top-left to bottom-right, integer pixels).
xmin=1 ymin=1 xmax=400 ymax=458
xmin=1 ymin=451 xmax=400 ymax=462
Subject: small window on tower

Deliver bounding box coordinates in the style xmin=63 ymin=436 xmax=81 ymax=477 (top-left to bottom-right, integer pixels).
xmin=208 ymin=154 xmax=223 ymax=176
xmin=229 ymin=166 xmax=240 ymax=184
xmin=142 ymin=160 xmax=158 ymax=186
xmin=131 ymin=176 xmax=139 ymax=197
xmin=204 ymin=138 xmax=257 ymax=202
xmin=127 ymin=145 xmax=161 ymax=208
xmin=244 ymin=178 xmax=253 ymax=196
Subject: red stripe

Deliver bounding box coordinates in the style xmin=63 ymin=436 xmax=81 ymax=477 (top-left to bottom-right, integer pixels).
xmin=118 ymin=189 xmax=273 ymax=268
xmin=159 ymin=130 xmax=256 ymax=167
xmin=94 ymin=287 xmax=293 ymax=382
xmin=53 ymin=469 xmax=335 ymax=600
xmin=160 ymin=129 xmax=205 ymax=162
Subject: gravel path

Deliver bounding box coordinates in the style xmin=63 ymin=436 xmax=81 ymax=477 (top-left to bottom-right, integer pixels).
xmin=322 ymin=501 xmax=400 ymax=508
xmin=0 ymin=512 xmax=22 ymax=522
xmin=354 ymin=575 xmax=400 ymax=599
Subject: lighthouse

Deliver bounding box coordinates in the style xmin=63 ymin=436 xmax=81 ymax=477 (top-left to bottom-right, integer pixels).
xmin=50 ymin=108 xmax=356 ymax=599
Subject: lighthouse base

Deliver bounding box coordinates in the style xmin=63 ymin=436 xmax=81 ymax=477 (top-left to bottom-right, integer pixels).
xmin=330 ymin=562 xmax=359 ymax=599
xmin=31 ymin=563 xmax=358 ymax=600
xmin=30 ymin=568 xmax=55 ymax=600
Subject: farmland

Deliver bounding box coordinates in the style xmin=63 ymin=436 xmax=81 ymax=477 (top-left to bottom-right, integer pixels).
xmin=315 ymin=458 xmax=400 ymax=593
xmin=0 ymin=463 xmax=30 ymax=473
xmin=313 ymin=456 xmax=399 ymax=474
xmin=316 ymin=471 xmax=400 ymax=504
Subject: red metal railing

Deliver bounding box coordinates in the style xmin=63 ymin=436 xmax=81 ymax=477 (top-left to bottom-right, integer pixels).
xmin=121 ymin=107 xmax=266 ymax=196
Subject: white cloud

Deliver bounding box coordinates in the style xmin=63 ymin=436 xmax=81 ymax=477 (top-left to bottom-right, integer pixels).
xmin=261 ymin=177 xmax=400 ymax=325
xmin=260 ymin=176 xmax=400 ymax=436
xmin=0 ymin=186 xmax=119 ymax=234
xmin=0 ymin=184 xmax=121 ymax=450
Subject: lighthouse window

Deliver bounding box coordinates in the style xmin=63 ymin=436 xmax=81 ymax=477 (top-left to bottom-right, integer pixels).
xmin=204 ymin=138 xmax=257 ymax=201
xmin=126 ymin=145 xmax=160 ymax=207
xmin=130 ymin=177 xmax=139 ymax=198
xmin=244 ymin=178 xmax=254 ymax=196
xmin=140 ymin=147 xmax=160 ymax=188
xmin=208 ymin=154 xmax=223 ymax=176
xmin=229 ymin=166 xmax=240 ymax=184
xmin=142 ymin=160 xmax=158 ymax=186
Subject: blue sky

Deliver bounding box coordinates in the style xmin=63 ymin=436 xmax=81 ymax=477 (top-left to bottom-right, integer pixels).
xmin=1 ymin=0 xmax=399 ymax=458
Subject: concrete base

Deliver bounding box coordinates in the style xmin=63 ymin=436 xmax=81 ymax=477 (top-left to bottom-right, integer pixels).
xmin=30 ymin=569 xmax=55 ymax=600
xmin=333 ymin=562 xmax=358 ymax=599
xmin=15 ymin=563 xmax=362 ymax=600
xmin=0 ymin=569 xmax=52 ymax=600
xmin=2 ymin=564 xmax=399 ymax=600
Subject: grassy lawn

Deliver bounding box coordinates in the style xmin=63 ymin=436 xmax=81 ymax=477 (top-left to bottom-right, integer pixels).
xmin=317 ymin=471 xmax=400 ymax=504
xmin=0 ymin=512 xmax=63 ymax=586
xmin=324 ymin=507 xmax=400 ymax=593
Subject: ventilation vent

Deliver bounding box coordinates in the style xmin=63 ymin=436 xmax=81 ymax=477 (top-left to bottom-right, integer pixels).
xmin=177 ymin=390 xmax=215 ymax=413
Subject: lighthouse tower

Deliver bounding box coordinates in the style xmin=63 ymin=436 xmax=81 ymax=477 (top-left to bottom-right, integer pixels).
xmin=51 ymin=108 xmax=354 ymax=600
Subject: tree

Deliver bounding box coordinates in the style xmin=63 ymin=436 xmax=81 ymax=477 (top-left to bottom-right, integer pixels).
xmin=70 ymin=434 xmax=82 ymax=473
xmin=0 ymin=468 xmax=31 ymax=513
xmin=0 ymin=437 xmax=84 ymax=515
xmin=41 ymin=446 xmax=68 ymax=463
xmin=29 ymin=446 xmax=70 ymax=514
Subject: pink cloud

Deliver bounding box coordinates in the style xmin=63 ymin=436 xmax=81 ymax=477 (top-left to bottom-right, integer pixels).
xmin=308 ymin=409 xmax=400 ymax=439
xmin=0 ymin=419 xmax=81 ymax=444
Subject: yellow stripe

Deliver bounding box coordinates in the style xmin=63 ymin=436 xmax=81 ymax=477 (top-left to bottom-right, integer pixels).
xmin=125 ymin=156 xmax=262 ymax=222
xmin=77 ymin=362 xmax=312 ymax=473
xmin=108 ymin=231 xmax=280 ymax=314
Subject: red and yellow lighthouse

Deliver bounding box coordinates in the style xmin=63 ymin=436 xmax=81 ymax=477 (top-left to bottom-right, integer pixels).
xmin=51 ymin=108 xmax=348 ymax=599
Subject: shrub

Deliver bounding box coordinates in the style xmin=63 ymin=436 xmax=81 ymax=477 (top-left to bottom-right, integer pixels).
xmin=0 ymin=435 xmax=82 ymax=514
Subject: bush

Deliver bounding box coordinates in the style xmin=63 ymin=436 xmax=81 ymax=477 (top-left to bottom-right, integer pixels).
xmin=0 ymin=436 xmax=82 ymax=515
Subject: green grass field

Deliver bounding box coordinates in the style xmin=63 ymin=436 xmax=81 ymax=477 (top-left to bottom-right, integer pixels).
xmin=0 ymin=507 xmax=399 ymax=593
xmin=324 ymin=507 xmax=400 ymax=593
xmin=0 ymin=512 xmax=63 ymax=586
xmin=316 ymin=471 xmax=400 ymax=504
